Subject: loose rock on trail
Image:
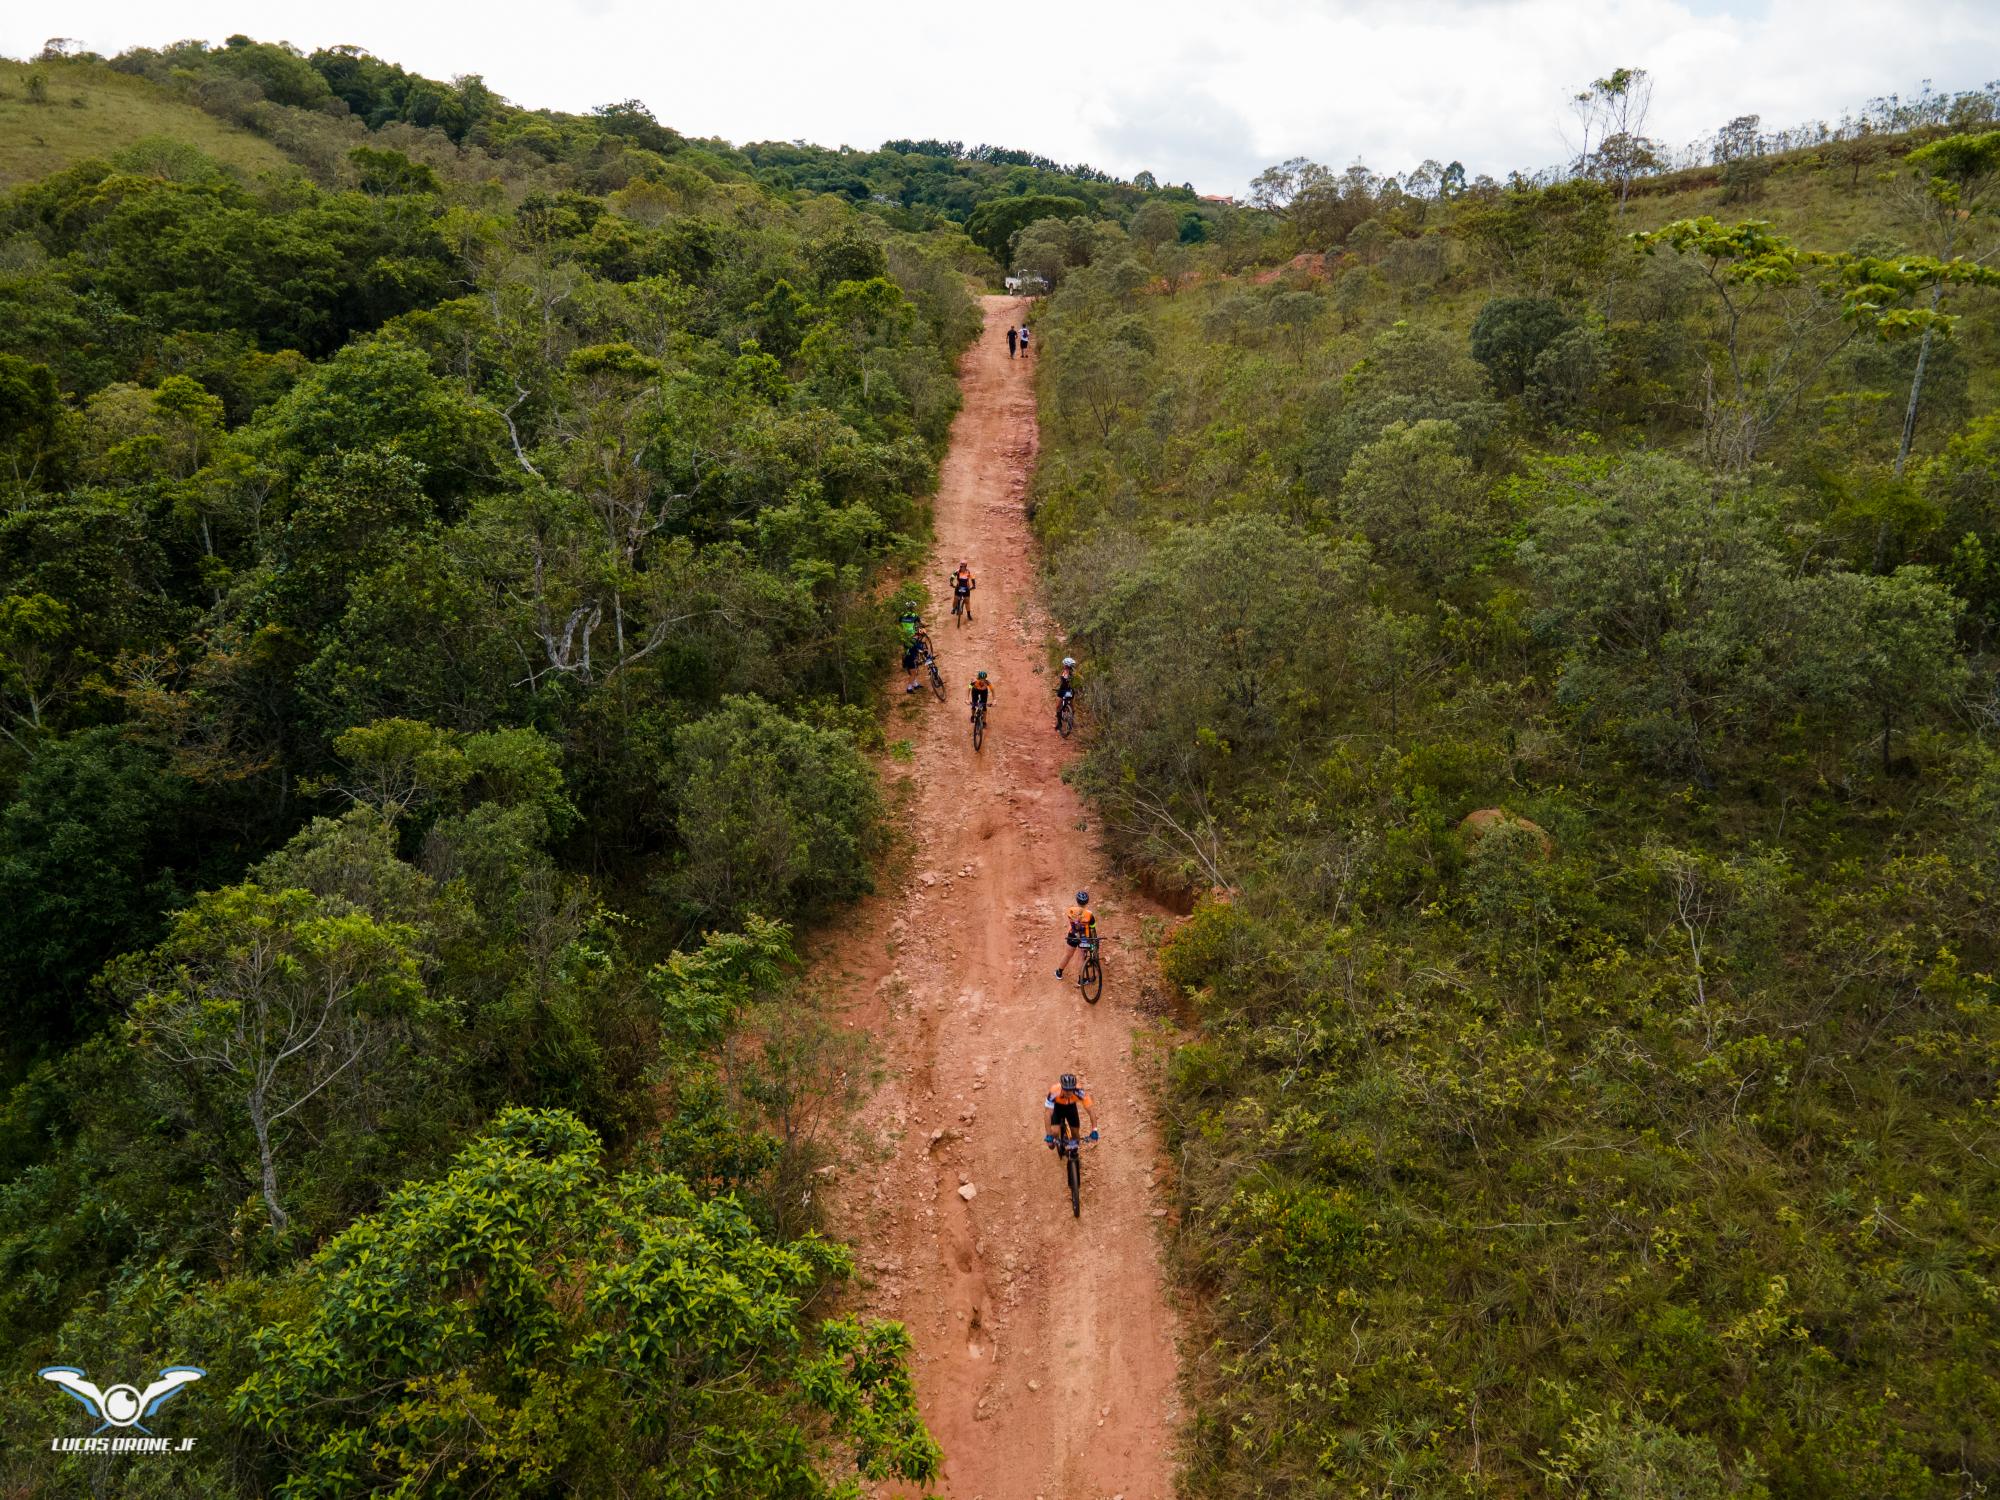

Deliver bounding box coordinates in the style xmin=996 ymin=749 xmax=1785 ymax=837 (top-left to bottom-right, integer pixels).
xmin=821 ymin=296 xmax=1181 ymax=1500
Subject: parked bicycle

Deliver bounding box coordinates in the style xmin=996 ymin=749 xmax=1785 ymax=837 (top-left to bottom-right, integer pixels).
xmin=1076 ymin=935 xmax=1102 ymax=1004
xmin=923 ymin=648 xmax=945 ymax=702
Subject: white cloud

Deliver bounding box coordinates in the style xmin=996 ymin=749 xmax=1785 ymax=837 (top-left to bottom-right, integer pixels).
xmin=6 ymin=0 xmax=1997 ymax=195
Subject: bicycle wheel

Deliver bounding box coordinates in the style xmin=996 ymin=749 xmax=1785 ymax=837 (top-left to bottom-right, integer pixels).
xmin=972 ymin=706 xmax=985 ymax=752
xmin=928 ymin=659 xmax=945 ymax=702
xmin=1079 ymin=950 xmax=1102 ymax=1005
xmin=1066 ymin=1149 xmax=1081 ymax=1218
xmin=1057 ymin=699 xmax=1075 ymax=738
xmin=953 ymin=595 xmax=965 ymax=627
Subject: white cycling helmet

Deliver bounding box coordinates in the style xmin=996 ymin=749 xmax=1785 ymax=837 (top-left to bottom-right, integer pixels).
xmin=1062 ymin=657 xmax=1076 ymax=668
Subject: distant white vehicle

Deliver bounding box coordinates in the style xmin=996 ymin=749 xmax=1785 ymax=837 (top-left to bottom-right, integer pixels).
xmin=1005 ymin=273 xmax=1050 ymax=294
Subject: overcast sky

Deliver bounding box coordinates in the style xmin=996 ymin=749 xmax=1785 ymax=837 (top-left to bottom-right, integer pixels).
xmin=7 ymin=0 xmax=1999 ymax=195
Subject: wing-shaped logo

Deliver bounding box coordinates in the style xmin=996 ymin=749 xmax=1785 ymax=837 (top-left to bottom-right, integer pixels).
xmin=136 ymin=1368 xmax=205 ymax=1427
xmin=40 ymin=1365 xmax=205 ymax=1434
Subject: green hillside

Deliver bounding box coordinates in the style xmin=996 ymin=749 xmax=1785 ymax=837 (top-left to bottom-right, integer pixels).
xmin=0 ymin=58 xmax=293 ymax=185
xmin=1029 ymin=98 xmax=2000 ymax=1500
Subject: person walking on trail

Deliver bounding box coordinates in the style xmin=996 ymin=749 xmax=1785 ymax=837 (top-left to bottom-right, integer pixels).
xmin=1043 ymin=1073 xmax=1098 ymax=1152
xmin=897 ymin=602 xmax=929 ymax=694
xmin=1019 ymin=323 xmax=1031 ymax=356
xmin=1007 ymin=325 xmax=1018 ymax=358
xmin=1055 ymin=889 xmax=1096 ymax=979
xmin=1054 ymin=656 xmax=1077 ymax=729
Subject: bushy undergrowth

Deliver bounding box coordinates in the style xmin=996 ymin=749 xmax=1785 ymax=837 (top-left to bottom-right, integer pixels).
xmin=1034 ymin=145 xmax=2000 ymax=1497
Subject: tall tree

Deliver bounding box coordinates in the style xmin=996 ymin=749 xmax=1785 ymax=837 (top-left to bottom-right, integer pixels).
xmin=1570 ymin=66 xmax=1656 ymax=211
xmin=122 ymin=881 xmax=429 ymax=1231
xmin=1892 ymin=131 xmax=2000 ymax=476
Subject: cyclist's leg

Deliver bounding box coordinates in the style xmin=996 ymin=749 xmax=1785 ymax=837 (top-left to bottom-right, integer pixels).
xmin=1052 ymin=1101 xmax=1079 ymax=1151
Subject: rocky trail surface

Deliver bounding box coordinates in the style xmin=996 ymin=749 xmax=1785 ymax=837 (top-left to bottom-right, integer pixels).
xmin=821 ymin=295 xmax=1181 ymax=1500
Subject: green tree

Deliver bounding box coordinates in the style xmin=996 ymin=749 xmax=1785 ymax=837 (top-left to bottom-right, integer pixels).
xmin=0 ymin=354 xmax=65 ymax=490
xmin=1798 ymin=566 xmax=1966 ymax=772
xmin=1128 ymin=198 xmax=1182 ymax=254
xmin=122 ymin=882 xmax=431 ymax=1231
xmin=1265 ymin=290 xmax=1324 ymax=365
xmin=1892 ymin=131 xmax=2000 ymax=475
xmin=667 ymin=697 xmax=881 ymax=925
xmin=1634 ymin=218 xmax=1992 ymax=469
xmin=1340 ymin=419 xmax=1495 ymax=584
xmin=1526 ymin=324 xmax=1610 ymax=428
xmin=232 ymin=1108 xmax=939 ymax=1497
xmin=1469 ymin=295 xmax=1579 ymax=396
xmin=0 ymin=730 xmax=202 ymax=1055
xmin=1460 ymin=178 xmax=1615 ymax=298
xmin=247 ymin=337 xmax=502 ymax=501
xmin=964 ymin=193 xmax=1090 ymax=263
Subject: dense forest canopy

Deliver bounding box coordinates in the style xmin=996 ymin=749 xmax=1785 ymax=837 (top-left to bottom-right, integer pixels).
xmin=0 ymin=32 xmax=994 ymax=1497
xmin=4 ymin=26 xmax=2000 ymax=1499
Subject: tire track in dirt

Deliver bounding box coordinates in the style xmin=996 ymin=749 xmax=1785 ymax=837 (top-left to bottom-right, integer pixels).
xmin=821 ymin=296 xmax=1181 ymax=1500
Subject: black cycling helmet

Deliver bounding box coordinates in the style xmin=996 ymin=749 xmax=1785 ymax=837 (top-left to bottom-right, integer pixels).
xmin=1075 ymin=890 xmax=1089 ymax=905
xmin=1060 ymin=1073 xmax=1078 ymax=1091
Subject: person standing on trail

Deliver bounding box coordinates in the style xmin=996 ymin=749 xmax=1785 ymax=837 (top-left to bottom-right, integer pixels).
xmin=1055 ymin=889 xmax=1096 ymax=979
xmin=1054 ymin=656 xmax=1077 ymax=729
xmin=897 ymin=602 xmax=928 ymax=694
xmin=1007 ymin=325 xmax=1018 ymax=358
xmin=949 ymin=560 xmax=976 ymax=622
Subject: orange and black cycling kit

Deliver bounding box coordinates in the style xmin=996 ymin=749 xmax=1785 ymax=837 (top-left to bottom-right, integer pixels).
xmin=1046 ymin=1084 xmax=1094 ymax=1135
xmin=1065 ymin=904 xmax=1096 ymax=948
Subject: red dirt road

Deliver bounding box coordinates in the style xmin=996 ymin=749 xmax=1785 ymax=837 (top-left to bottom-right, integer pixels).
xmin=825 ymin=296 xmax=1181 ymax=1500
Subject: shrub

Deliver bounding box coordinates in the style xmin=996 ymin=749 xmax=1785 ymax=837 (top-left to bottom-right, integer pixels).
xmin=667 ymin=696 xmax=880 ymax=924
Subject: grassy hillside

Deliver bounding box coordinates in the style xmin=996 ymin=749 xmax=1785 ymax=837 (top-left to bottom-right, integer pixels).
xmin=0 ymin=58 xmax=292 ymax=185
xmin=1030 ymin=127 xmax=2000 ymax=1498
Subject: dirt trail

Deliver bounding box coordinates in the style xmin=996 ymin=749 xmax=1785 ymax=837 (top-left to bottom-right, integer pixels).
xmin=822 ymin=295 xmax=1180 ymax=1500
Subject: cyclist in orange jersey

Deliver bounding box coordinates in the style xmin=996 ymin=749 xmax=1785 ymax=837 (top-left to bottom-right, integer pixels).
xmin=1055 ymin=889 xmax=1096 ymax=979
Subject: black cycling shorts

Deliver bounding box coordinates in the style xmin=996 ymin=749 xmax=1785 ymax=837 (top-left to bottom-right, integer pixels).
xmin=1049 ymin=1100 xmax=1080 ymax=1134
xmin=1066 ymin=931 xmax=1084 ymax=948
xmin=903 ymin=643 xmax=921 ymax=670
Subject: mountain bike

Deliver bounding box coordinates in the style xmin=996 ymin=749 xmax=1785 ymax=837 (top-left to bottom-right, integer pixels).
xmin=1076 ymin=935 xmax=1102 ymax=1004
xmin=924 ymin=649 xmax=945 ymax=702
xmin=1055 ymin=693 xmax=1075 ymax=738
xmin=952 ymin=588 xmax=972 ymax=626
xmin=971 ymin=698 xmax=988 ymax=752
xmin=1049 ymin=1122 xmax=1099 ymax=1218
